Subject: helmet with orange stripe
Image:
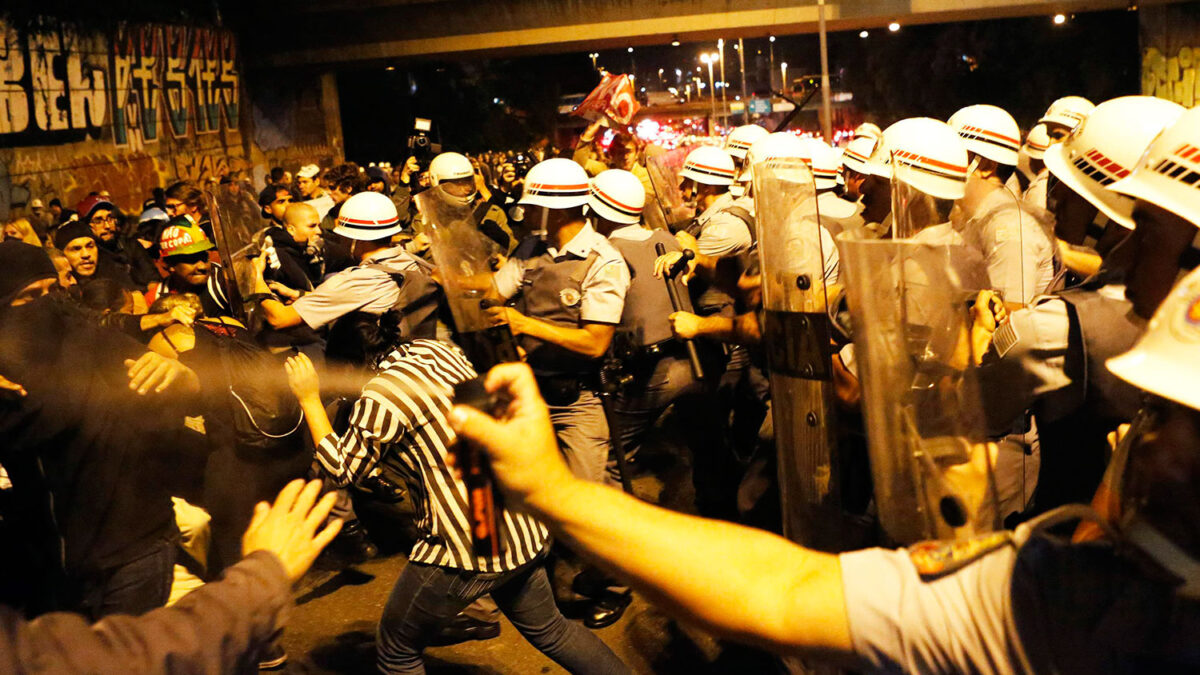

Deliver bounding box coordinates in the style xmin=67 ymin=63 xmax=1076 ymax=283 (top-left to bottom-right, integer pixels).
xmin=1043 ymin=96 xmax=1184 ymax=251
xmin=588 ymin=169 xmax=645 ymax=226
xmin=882 ymin=118 xmax=970 ymax=238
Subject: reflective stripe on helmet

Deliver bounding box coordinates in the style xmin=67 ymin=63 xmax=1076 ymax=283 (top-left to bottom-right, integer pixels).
xmin=589 ymin=185 xmax=643 ymax=218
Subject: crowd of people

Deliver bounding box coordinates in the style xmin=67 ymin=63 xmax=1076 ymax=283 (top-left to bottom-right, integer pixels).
xmin=0 ymin=86 xmax=1197 ymax=675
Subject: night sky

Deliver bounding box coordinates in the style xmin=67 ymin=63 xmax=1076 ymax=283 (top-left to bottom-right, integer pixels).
xmin=337 ymin=9 xmax=1141 ymax=163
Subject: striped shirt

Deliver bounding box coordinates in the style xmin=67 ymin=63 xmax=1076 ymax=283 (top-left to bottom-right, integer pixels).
xmin=315 ymin=339 xmax=549 ymax=572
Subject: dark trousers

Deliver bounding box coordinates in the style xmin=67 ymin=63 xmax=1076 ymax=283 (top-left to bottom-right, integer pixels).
xmin=203 ymin=443 xmax=313 ymax=574
xmin=377 ymin=558 xmax=629 ymax=674
xmin=76 ymin=536 xmax=175 ymax=621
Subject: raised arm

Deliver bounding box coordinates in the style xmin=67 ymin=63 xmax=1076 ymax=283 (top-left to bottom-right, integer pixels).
xmin=448 ymin=363 xmax=858 ymax=663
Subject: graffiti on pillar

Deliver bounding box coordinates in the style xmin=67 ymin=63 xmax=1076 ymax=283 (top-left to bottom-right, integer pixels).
xmin=112 ymin=23 xmax=240 ymax=147
xmin=1143 ymin=47 xmax=1198 ymax=108
xmin=0 ymin=21 xmax=109 ymax=147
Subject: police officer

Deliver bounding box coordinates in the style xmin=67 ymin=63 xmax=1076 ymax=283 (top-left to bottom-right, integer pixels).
xmin=588 ymin=169 xmax=724 ymax=508
xmin=949 ymin=104 xmax=1057 ymax=304
xmin=723 ymin=123 xmax=769 ymax=197
xmin=449 ymin=303 xmax=1200 ymax=675
xmin=975 ymin=96 xmax=1186 ymax=516
xmin=796 ymin=136 xmax=864 ymax=241
xmin=487 ymin=157 xmax=631 ymax=485
xmin=657 ymin=144 xmax=764 ymax=517
xmin=428 ymin=151 xmax=518 ymax=255
xmin=1107 ymin=105 xmax=1200 ymax=321
xmin=1008 ymin=124 xmax=1052 ymax=209
xmin=252 ymin=191 xmax=437 ymax=341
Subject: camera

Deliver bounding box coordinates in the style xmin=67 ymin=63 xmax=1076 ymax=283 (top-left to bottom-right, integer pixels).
xmin=407 ymin=117 xmax=442 ymax=173
xmin=512 ymin=153 xmax=532 ymax=175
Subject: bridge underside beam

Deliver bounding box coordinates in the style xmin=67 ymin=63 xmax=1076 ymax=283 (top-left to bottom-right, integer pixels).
xmin=262 ymin=0 xmax=1141 ymax=68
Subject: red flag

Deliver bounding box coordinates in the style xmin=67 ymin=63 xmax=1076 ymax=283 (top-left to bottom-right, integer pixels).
xmin=573 ymin=73 xmax=641 ymax=126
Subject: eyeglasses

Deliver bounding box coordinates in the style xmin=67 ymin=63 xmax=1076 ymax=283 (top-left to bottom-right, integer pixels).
xmin=91 ymin=215 xmax=119 ymax=225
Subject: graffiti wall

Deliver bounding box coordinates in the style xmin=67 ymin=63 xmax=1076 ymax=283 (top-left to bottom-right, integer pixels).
xmin=0 ymin=19 xmax=342 ymax=220
xmin=1140 ymin=4 xmax=1200 ymax=107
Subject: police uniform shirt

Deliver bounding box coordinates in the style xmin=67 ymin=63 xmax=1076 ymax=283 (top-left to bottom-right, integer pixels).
xmin=976 ymin=295 xmax=1076 ymax=436
xmin=840 ymin=543 xmax=1031 ymax=674
xmin=960 ymin=188 xmax=1056 ymax=305
xmin=1023 ymin=172 xmax=1049 ymax=211
xmin=694 ymin=192 xmax=755 ymax=258
xmin=292 ymin=246 xmax=422 ymax=329
xmin=494 ymin=223 xmax=631 ymax=326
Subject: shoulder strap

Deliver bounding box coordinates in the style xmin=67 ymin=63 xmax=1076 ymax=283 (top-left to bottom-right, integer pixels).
xmin=568 ymin=250 xmax=602 ymax=285
xmin=724 ymin=205 xmax=757 ymax=245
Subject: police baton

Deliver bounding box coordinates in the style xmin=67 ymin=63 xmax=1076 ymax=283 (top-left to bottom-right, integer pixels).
xmin=656 ymin=243 xmax=705 ymax=380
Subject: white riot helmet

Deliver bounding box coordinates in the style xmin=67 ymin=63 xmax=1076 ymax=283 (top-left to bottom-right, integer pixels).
xmin=724 ymin=124 xmax=770 ymax=161
xmin=1103 ymin=267 xmax=1200 ymax=601
xmin=518 ymin=158 xmax=591 ymax=209
xmin=883 ymin=118 xmax=969 ymax=201
xmin=1109 ymin=106 xmax=1200 ymax=234
xmin=841 ymin=136 xmax=878 ymax=176
xmin=1023 ymin=123 xmax=1051 ymax=161
xmin=429 ymin=152 xmax=475 ymax=185
xmin=1043 ymin=96 xmax=1186 ymax=230
xmin=1038 ymin=95 xmax=1095 ymax=133
xmin=429 ymin=152 xmax=478 ymax=207
xmin=744 ymin=131 xmax=811 ymax=168
xmin=1107 ymin=265 xmax=1200 ymax=411
xmin=334 ymin=191 xmax=403 ymax=241
xmin=948 ymin=104 xmax=1021 ymax=166
xmin=795 ymin=137 xmax=840 ymax=191
xmin=852 ymin=122 xmax=883 ymax=143
xmin=588 ymin=169 xmax=645 ymax=225
xmin=680 ymin=146 xmax=737 ymax=186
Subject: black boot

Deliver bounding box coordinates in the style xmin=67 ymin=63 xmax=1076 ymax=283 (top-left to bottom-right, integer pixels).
xmin=326 ymin=519 xmax=378 ymax=564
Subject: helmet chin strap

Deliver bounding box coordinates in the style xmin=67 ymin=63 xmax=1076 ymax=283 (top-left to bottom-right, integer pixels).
xmin=1122 ymin=516 xmax=1200 ymax=600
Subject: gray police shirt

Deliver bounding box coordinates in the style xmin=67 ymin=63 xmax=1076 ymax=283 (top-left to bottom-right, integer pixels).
xmin=840 ymin=543 xmax=1030 ymax=675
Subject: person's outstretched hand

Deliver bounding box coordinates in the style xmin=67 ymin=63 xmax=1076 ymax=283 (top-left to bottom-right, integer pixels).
xmin=125 ymin=351 xmax=200 ymax=395
xmin=285 ymin=352 xmax=321 ymax=404
xmin=242 ymin=479 xmax=342 ymax=584
xmin=448 ymin=363 xmax=574 ymax=510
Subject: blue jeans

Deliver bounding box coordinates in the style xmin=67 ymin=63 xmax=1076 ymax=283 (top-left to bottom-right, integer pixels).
xmin=377 ymin=558 xmax=629 ymax=674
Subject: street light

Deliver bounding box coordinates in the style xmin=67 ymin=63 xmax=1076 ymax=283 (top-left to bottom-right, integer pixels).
xmin=780 ymin=61 xmax=788 ymax=93
xmin=589 ymin=52 xmax=599 ymax=70
xmin=700 ymin=52 xmax=717 ymax=120
xmin=717 ymin=39 xmax=727 ymax=120
xmin=888 ymin=21 xmax=901 ymax=32
xmin=769 ymin=36 xmax=777 ymax=91
xmin=1053 ymin=13 xmax=1067 ymax=25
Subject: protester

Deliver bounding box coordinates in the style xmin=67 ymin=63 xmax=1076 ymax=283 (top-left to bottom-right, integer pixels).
xmin=0 ymin=479 xmax=341 ymax=673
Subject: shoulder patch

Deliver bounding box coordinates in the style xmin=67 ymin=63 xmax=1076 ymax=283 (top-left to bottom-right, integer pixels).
xmin=908 ymin=531 xmax=1013 ymax=580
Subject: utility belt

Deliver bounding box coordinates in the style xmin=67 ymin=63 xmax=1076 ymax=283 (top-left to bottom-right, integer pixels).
xmin=622 ymin=339 xmax=688 ymax=366
xmin=533 ymin=371 xmax=595 ymax=407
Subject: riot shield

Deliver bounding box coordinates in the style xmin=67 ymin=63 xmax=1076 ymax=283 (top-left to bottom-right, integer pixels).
xmin=644 ymin=146 xmax=694 ymax=232
xmin=890 ymin=177 xmax=992 ymax=294
xmin=413 ymin=187 xmax=519 ymax=371
xmin=205 ymin=184 xmax=271 ymax=320
xmin=841 ymin=238 xmax=999 ymax=544
xmin=956 ymin=175 xmax=1051 ymax=305
xmin=752 ymin=160 xmax=866 ymax=552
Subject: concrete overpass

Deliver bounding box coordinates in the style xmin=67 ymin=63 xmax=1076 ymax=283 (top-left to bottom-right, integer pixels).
xmin=259 ymin=0 xmax=1154 ymax=68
